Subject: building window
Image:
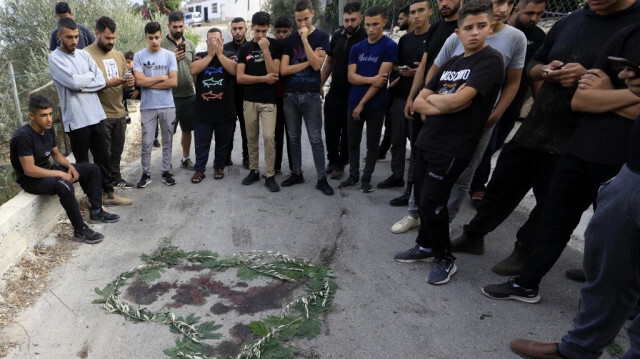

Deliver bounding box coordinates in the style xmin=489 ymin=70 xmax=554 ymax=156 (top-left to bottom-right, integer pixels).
xmin=196 ymin=5 xmax=201 ymax=12
xmin=212 ymin=3 xmax=218 ymax=13
xmin=188 ymin=6 xmax=193 ymax=12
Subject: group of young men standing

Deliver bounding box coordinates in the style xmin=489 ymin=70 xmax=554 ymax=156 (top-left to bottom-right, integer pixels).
xmin=9 ymin=0 xmax=640 ymax=356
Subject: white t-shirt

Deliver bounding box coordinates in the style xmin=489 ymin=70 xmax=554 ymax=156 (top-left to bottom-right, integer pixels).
xmin=133 ymin=48 xmax=178 ymax=110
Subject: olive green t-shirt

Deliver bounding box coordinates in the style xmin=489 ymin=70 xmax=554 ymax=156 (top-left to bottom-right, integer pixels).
xmin=161 ymin=35 xmax=195 ymax=98
xmin=84 ymin=44 xmax=127 ymax=118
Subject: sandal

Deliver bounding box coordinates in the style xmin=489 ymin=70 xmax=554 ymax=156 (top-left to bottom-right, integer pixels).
xmin=214 ymin=168 xmax=224 ymax=180
xmin=191 ymin=171 xmax=205 ymax=184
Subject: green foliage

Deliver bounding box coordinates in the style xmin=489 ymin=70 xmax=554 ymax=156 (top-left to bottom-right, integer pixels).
xmin=184 ymin=29 xmax=200 ymax=45
xmin=94 ymin=246 xmax=337 ymax=359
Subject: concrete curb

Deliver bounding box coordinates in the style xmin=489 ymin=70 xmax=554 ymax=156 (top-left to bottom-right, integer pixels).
xmin=0 ymin=108 xmax=142 ymax=277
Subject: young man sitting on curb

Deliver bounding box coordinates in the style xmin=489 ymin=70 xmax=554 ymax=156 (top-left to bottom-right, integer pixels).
xmin=10 ymin=95 xmax=119 ymax=244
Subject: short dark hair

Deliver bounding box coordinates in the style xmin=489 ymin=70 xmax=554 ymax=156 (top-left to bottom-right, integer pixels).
xmin=55 ymin=2 xmax=71 ymax=15
xmin=294 ymin=0 xmax=313 ymax=12
xmin=231 ymin=17 xmax=245 ymax=24
xmin=124 ymin=51 xmax=134 ymax=60
xmin=516 ymin=0 xmax=546 ymax=7
xmin=144 ymin=21 xmax=162 ymax=35
xmin=208 ymin=27 xmax=222 ymax=35
xmin=95 ymin=16 xmax=116 ymax=33
xmin=411 ymin=0 xmax=433 ymax=9
xmin=28 ymin=95 xmax=52 ymax=113
xmin=274 ymin=15 xmax=293 ymax=29
xmin=399 ymin=4 xmax=410 ymax=16
xmin=168 ymin=11 xmax=184 ymax=23
xmin=365 ymin=5 xmax=387 ymax=19
xmin=57 ymin=17 xmax=77 ymax=32
xmin=458 ymin=0 xmax=493 ymax=25
xmin=252 ymin=11 xmax=271 ymax=26
xmin=344 ymin=2 xmax=361 ymax=14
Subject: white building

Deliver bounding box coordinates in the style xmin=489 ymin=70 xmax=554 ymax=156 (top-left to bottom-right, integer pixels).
xmin=185 ymin=0 xmax=265 ymax=23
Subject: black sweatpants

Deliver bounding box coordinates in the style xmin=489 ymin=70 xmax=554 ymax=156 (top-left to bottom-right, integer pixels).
xmin=518 ymin=153 xmax=621 ymax=288
xmin=227 ymin=88 xmax=249 ymax=163
xmin=347 ymin=109 xmax=385 ymax=181
xmin=66 ymin=122 xmax=114 ymax=194
xmin=275 ymin=96 xmax=292 ymax=172
xmin=324 ymin=90 xmax=350 ymax=167
xmin=19 ymin=163 xmax=102 ymax=230
xmin=463 ymin=141 xmax=559 ymax=251
xmin=414 ymin=148 xmax=469 ymax=256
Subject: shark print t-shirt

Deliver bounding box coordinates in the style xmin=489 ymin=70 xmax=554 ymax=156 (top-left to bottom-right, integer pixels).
xmin=10 ymin=125 xmax=56 ymax=183
xmin=194 ymin=51 xmax=236 ymax=124
xmin=416 ymin=46 xmax=504 ymax=160
xmin=133 ymin=48 xmax=178 ymax=110
xmin=237 ymin=38 xmax=282 ymax=104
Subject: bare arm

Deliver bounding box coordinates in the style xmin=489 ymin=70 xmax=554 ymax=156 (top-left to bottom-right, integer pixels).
xmin=236 ymin=63 xmax=279 ymax=85
xmin=321 ymin=55 xmax=333 ymax=87
xmin=149 ymin=71 xmax=178 ymax=89
xmin=414 ymin=88 xmax=444 ymax=116
xmin=218 ymin=52 xmax=237 ymax=76
xmin=404 ymin=53 xmax=428 ymax=118
xmin=426 ymin=86 xmax=478 ymax=114
xmin=190 ymin=54 xmax=214 ymax=76
xmin=487 ymin=68 xmax=522 ymax=127
xmin=572 ymin=69 xmax=640 ymax=118
xmin=133 ymin=70 xmax=166 ymax=87
xmin=357 ymin=62 xmax=394 ymax=107
xmin=280 ymin=54 xmax=310 ymax=76
xmin=301 ymin=33 xmax=324 ymax=71
xmin=19 ymin=146 xmax=75 ymax=182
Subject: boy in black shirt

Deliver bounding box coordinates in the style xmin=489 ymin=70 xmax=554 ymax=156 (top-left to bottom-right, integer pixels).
xmin=10 ymin=95 xmax=118 ymax=244
xmin=393 ymin=0 xmax=504 ymax=285
xmin=280 ymin=0 xmax=334 ymax=196
xmin=237 ymin=11 xmax=282 ymax=192
xmin=189 ymin=28 xmax=237 ymax=183
xmin=273 ymin=15 xmax=294 ymax=176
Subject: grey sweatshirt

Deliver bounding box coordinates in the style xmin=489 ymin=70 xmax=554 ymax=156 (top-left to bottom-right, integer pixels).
xmin=48 ymin=48 xmax=106 ymax=132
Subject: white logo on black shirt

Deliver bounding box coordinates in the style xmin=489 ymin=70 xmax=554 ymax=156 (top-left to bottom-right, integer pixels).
xmin=440 ymin=69 xmax=470 ymax=82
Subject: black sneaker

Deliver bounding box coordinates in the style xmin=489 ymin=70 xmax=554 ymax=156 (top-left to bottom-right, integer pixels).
xmin=390 ymin=192 xmax=410 ymax=207
xmin=330 ymin=165 xmax=345 ymax=180
xmin=451 ymin=232 xmax=485 ymax=255
xmin=360 ymin=179 xmax=373 ymax=193
xmin=481 ymin=278 xmax=540 ymax=303
xmin=326 ymin=162 xmax=336 ymax=175
xmin=316 ymin=178 xmax=334 ymax=196
xmin=113 ymin=179 xmax=135 ymax=189
xmin=162 ymin=171 xmax=176 ymax=186
xmin=394 ymin=245 xmax=434 ymax=263
xmin=264 ymin=176 xmax=280 ymax=192
xmin=281 ymin=173 xmax=305 ymax=187
xmin=90 ymin=210 xmax=120 ymax=224
xmin=338 ymin=176 xmax=359 ymax=189
xmin=377 ymin=175 xmax=405 ymax=189
xmin=153 ymin=139 xmax=161 ymax=148
xmin=73 ymin=225 xmax=104 ymax=244
xmin=565 ymin=268 xmax=586 ymax=283
xmin=242 ymin=170 xmax=260 ymax=185
xmin=225 ymin=158 xmax=233 ymax=166
xmin=137 ymin=173 xmax=151 ymax=188
xmin=427 ymin=257 xmax=457 ymax=285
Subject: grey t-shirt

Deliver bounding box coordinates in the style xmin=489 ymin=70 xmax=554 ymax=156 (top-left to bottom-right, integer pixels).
xmin=133 ymin=48 xmax=178 ymax=110
xmin=434 ymin=25 xmax=526 ymax=73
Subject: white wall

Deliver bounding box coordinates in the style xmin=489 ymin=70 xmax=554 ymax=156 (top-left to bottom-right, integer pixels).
xmin=186 ymin=0 xmax=265 ymax=23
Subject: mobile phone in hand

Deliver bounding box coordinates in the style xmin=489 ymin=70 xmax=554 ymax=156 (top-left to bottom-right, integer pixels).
xmin=179 ymin=43 xmax=186 ymax=52
xmin=608 ymin=56 xmax=639 ymax=75
xmin=122 ymin=73 xmax=133 ymax=79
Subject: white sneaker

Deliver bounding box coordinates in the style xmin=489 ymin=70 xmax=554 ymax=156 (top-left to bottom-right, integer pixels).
xmin=391 ymin=215 xmax=421 ymax=234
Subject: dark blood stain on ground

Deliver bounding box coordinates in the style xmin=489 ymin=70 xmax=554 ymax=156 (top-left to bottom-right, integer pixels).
xmin=165 ymin=273 xmax=301 ymax=314
xmin=235 ymin=281 xmax=249 ymax=288
xmin=125 ymin=278 xmax=174 ymax=305
xmin=205 ymin=323 xmax=256 ymax=357
xmin=173 ymin=264 xmax=204 ymax=272
xmin=210 ymin=302 xmax=232 ymax=314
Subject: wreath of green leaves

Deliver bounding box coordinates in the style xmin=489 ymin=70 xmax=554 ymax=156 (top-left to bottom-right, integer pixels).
xmin=93 ymin=246 xmax=337 ymax=359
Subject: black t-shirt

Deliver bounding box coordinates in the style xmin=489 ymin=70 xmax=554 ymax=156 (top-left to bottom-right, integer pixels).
xmin=395 ymin=30 xmax=430 ymax=98
xmin=193 ymin=51 xmax=236 ymax=123
xmin=283 ymin=29 xmax=331 ymax=92
xmin=416 ymin=46 xmax=504 ymax=160
xmin=628 ymin=115 xmax=640 ymax=173
xmin=424 ymin=19 xmax=458 ymax=74
xmin=237 ymin=38 xmax=283 ymax=104
xmin=568 ymin=23 xmax=640 ymax=167
xmin=224 ymin=40 xmax=247 ymax=98
xmin=504 ymin=23 xmax=546 ymax=118
xmin=513 ymin=2 xmax=640 ymax=154
xmin=10 ymin=125 xmax=56 ymax=183
xmin=327 ymin=26 xmax=367 ymax=96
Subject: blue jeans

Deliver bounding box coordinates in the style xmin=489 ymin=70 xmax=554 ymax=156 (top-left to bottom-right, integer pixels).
xmin=558 ymin=165 xmax=640 ymax=359
xmin=283 ymin=92 xmax=326 ymax=179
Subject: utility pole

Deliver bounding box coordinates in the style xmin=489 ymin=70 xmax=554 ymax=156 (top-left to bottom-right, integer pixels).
xmin=8 ymin=61 xmax=23 ymax=124
xmin=338 ymin=0 xmax=345 ymax=24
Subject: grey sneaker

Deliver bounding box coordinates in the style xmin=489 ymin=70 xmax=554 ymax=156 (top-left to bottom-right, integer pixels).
xmin=394 ymin=245 xmax=434 ymax=263
xmin=481 ymin=278 xmax=540 ymax=303
xmin=136 ymin=173 xmax=151 ymax=188
xmin=427 ymin=257 xmax=457 ymax=285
